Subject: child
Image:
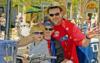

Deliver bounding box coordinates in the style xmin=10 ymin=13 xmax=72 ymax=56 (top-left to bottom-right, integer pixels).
xmin=22 ymin=24 xmax=51 ymax=63
xmin=44 ymin=21 xmax=65 ymax=63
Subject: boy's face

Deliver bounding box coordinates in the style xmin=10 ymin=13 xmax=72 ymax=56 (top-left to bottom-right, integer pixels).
xmin=44 ymin=26 xmax=54 ymax=40
xmin=48 ymin=8 xmax=62 ymax=25
xmin=32 ymin=30 xmax=44 ymax=42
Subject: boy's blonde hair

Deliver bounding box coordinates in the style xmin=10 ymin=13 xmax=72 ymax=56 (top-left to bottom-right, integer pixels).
xmin=30 ymin=24 xmax=45 ymax=34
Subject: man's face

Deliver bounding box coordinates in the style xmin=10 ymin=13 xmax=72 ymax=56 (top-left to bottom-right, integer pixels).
xmin=48 ymin=8 xmax=62 ymax=25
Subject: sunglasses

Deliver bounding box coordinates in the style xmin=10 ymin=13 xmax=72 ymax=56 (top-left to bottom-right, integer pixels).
xmin=32 ymin=32 xmax=44 ymax=35
xmin=49 ymin=13 xmax=60 ymax=17
xmin=45 ymin=28 xmax=53 ymax=31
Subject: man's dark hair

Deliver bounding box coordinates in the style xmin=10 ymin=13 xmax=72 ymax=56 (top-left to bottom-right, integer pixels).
xmin=47 ymin=6 xmax=63 ymax=13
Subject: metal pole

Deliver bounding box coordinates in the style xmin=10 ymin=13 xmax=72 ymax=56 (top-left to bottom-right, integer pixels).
xmin=5 ymin=0 xmax=11 ymax=40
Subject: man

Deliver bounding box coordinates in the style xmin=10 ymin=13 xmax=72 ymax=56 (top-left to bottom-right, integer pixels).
xmin=0 ymin=14 xmax=5 ymax=31
xmin=47 ymin=5 xmax=100 ymax=63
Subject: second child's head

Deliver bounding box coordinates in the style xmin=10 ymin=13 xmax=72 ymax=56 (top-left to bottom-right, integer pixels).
xmin=44 ymin=21 xmax=54 ymax=40
xmin=30 ymin=24 xmax=45 ymax=42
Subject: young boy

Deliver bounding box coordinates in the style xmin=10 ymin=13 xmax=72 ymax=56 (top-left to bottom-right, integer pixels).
xmin=44 ymin=21 xmax=65 ymax=63
xmin=22 ymin=24 xmax=51 ymax=63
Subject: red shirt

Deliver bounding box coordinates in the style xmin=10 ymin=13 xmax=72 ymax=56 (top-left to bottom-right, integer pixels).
xmin=51 ymin=19 xmax=85 ymax=63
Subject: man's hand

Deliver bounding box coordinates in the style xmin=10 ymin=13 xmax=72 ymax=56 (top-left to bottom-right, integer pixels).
xmin=82 ymin=26 xmax=100 ymax=47
xmin=87 ymin=26 xmax=100 ymax=39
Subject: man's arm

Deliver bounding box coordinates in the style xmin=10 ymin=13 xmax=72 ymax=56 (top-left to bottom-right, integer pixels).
xmin=81 ymin=37 xmax=90 ymax=47
xmin=82 ymin=26 xmax=100 ymax=47
xmin=71 ymin=24 xmax=100 ymax=47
